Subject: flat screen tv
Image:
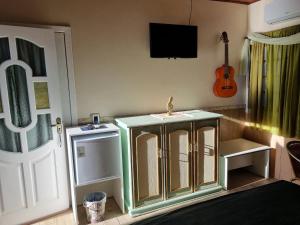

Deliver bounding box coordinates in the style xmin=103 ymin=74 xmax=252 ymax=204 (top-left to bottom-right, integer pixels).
xmin=149 ymin=23 xmax=198 ymax=58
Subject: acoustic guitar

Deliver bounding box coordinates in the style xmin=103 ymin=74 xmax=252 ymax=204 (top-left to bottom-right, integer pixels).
xmin=213 ymin=32 xmax=237 ymax=98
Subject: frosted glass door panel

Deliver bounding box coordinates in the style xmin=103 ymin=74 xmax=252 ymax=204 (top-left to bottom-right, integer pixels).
xmin=27 ymin=114 xmax=53 ymax=151
xmin=0 ymin=37 xmax=10 ymax=113
xmin=6 ymin=65 xmax=31 ymax=128
xmin=0 ymin=119 xmax=21 ymax=152
xmin=34 ymin=82 xmax=50 ymax=109
xmin=16 ymin=38 xmax=47 ymax=77
xmin=0 ymin=37 xmax=10 ymax=63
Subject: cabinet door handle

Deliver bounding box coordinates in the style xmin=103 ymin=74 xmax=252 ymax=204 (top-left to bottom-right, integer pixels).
xmin=158 ymin=148 xmax=162 ymax=158
xmin=189 ymin=144 xmax=193 ymax=153
xmin=194 ymin=144 xmax=198 ymax=152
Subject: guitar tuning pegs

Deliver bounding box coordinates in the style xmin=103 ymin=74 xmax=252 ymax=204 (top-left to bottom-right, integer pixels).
xmin=217 ymin=32 xmax=223 ymax=42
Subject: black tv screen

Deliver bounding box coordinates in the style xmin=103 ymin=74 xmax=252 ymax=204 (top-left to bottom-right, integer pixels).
xmin=149 ymin=23 xmax=198 ymax=58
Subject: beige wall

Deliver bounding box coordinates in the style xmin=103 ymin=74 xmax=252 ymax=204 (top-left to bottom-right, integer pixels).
xmin=0 ymin=0 xmax=248 ymax=119
xmin=248 ymin=0 xmax=300 ymax=32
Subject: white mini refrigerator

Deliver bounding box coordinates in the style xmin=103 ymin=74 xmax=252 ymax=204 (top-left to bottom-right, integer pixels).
xmin=72 ymin=131 xmax=120 ymax=185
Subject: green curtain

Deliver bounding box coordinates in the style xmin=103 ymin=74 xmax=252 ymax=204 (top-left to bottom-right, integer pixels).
xmin=249 ymin=42 xmax=265 ymax=123
xmin=264 ymin=25 xmax=300 ymax=38
xmin=0 ymin=38 xmax=53 ymax=152
xmin=249 ymin=25 xmax=300 ymax=138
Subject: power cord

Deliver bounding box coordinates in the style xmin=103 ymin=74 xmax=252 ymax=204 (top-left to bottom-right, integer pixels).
xmin=189 ymin=0 xmax=193 ymax=25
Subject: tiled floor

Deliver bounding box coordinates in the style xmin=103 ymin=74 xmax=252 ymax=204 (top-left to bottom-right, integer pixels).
xmin=31 ymin=210 xmax=75 ymax=225
xmin=32 ymin=178 xmax=281 ymax=225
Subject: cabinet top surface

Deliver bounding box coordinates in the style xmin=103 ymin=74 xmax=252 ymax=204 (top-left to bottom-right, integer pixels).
xmin=65 ymin=123 xmax=119 ymax=137
xmin=115 ymin=110 xmax=222 ymax=128
xmin=220 ymin=138 xmax=272 ymax=158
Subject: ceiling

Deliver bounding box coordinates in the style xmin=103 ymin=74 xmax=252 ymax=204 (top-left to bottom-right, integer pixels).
xmin=210 ymin=0 xmax=260 ymax=5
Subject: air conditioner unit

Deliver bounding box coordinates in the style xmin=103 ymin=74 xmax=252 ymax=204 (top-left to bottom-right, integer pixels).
xmin=264 ymin=0 xmax=300 ymax=24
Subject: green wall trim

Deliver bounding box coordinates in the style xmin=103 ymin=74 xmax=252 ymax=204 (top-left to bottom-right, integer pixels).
xmin=128 ymin=185 xmax=223 ymax=216
xmin=119 ymin=126 xmax=133 ymax=211
xmin=219 ymin=157 xmax=226 ymax=189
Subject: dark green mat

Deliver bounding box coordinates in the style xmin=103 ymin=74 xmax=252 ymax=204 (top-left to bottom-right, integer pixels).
xmin=132 ymin=181 xmax=300 ymax=225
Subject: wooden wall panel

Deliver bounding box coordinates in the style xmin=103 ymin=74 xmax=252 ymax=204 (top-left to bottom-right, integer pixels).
xmin=169 ymin=130 xmax=190 ymax=191
xmin=136 ymin=133 xmax=160 ymax=201
xmin=196 ymin=127 xmax=216 ymax=185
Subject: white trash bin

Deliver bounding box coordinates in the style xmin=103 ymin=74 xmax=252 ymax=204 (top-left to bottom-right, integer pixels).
xmin=83 ymin=192 xmax=107 ymax=223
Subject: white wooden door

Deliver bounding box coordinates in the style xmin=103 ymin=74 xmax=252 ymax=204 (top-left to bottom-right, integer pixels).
xmin=0 ymin=25 xmax=69 ymax=225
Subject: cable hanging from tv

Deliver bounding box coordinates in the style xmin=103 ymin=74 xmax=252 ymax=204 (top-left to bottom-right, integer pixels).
xmin=189 ymin=0 xmax=193 ymax=25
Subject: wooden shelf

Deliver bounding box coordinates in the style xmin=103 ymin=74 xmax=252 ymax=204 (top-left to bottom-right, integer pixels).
xmin=220 ymin=138 xmax=271 ymax=158
xmin=219 ymin=138 xmax=272 ymax=190
xmin=75 ymin=176 xmax=121 ymax=188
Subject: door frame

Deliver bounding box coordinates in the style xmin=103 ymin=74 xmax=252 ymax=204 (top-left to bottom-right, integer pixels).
xmin=49 ymin=25 xmax=78 ymax=126
xmin=0 ymin=23 xmax=78 ymax=126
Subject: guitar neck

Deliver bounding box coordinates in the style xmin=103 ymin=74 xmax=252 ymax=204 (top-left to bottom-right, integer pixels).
xmin=224 ymin=43 xmax=229 ymax=77
xmin=225 ymin=43 xmax=229 ymax=68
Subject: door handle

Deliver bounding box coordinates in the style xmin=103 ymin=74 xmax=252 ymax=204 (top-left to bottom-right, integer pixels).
xmin=52 ymin=117 xmax=63 ymax=147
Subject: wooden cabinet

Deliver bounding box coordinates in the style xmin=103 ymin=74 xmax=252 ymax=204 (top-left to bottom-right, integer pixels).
xmin=116 ymin=110 xmax=222 ymax=216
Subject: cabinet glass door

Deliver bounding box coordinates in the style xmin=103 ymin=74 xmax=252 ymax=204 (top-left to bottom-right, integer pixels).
xmin=194 ymin=120 xmax=218 ymax=191
xmin=165 ymin=122 xmax=193 ymax=198
xmin=131 ymin=125 xmax=164 ymax=207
